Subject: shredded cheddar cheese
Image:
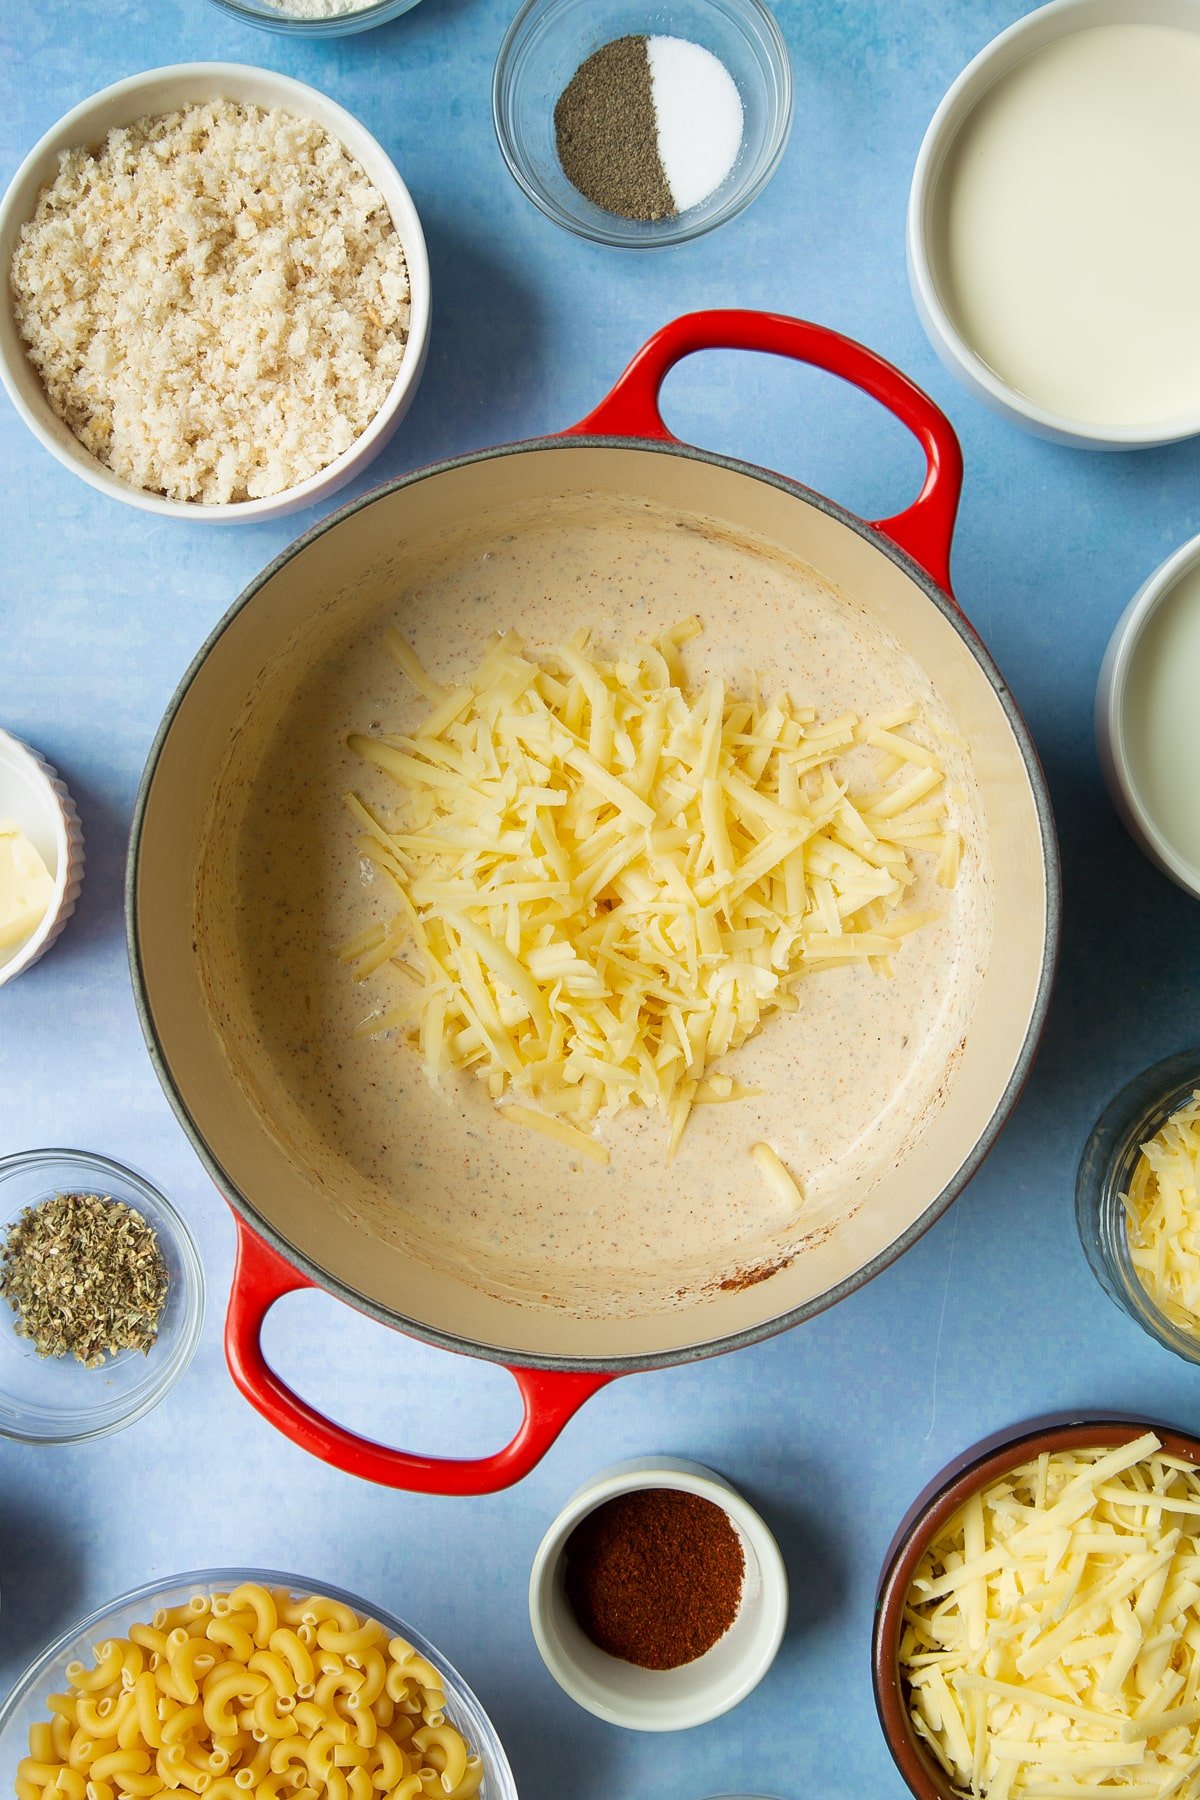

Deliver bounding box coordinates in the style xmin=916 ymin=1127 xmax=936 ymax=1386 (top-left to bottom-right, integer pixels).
xmin=1123 ymin=1093 xmax=1200 ymax=1337
xmin=343 ymin=621 xmax=958 ymax=1162
xmin=750 ymin=1142 xmax=805 ymax=1210
xmin=901 ymin=1435 xmax=1200 ymax=1797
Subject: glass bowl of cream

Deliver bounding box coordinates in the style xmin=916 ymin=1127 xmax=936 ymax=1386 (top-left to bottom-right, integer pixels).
xmin=493 ymin=0 xmax=792 ymax=247
xmin=909 ymin=0 xmax=1200 ymax=448
xmin=1096 ymin=529 xmax=1200 ymax=898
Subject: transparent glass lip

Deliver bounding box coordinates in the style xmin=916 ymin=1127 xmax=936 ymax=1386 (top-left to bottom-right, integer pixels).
xmin=1075 ymin=1050 xmax=1200 ymax=1366
xmin=202 ymin=0 xmax=421 ymax=34
xmin=0 ymin=1148 xmax=205 ymax=1445
xmin=0 ymin=1568 xmax=517 ymax=1800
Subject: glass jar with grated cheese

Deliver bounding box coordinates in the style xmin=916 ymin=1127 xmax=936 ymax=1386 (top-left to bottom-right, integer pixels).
xmin=1076 ymin=1048 xmax=1200 ymax=1366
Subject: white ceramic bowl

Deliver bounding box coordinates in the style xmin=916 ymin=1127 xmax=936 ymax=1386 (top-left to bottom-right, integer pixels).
xmin=529 ymin=1456 xmax=788 ymax=1730
xmin=1096 ymin=530 xmax=1200 ymax=898
xmin=908 ymin=0 xmax=1200 ymax=449
xmin=0 ymin=64 xmax=431 ymax=522
xmin=0 ymin=730 xmax=83 ymax=987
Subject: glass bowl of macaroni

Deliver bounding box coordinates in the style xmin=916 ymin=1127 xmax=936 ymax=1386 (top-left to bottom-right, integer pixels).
xmin=0 ymin=1149 xmax=204 ymax=1444
xmin=0 ymin=1569 xmax=517 ymax=1800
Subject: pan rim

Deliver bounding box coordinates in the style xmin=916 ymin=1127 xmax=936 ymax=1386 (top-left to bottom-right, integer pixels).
xmin=125 ymin=434 xmax=1062 ymax=1373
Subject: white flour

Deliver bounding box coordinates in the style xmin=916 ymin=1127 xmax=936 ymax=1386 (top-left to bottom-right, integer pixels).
xmin=259 ymin=0 xmax=376 ymax=17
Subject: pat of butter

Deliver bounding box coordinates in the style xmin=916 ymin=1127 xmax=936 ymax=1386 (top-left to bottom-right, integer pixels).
xmin=0 ymin=821 xmax=54 ymax=950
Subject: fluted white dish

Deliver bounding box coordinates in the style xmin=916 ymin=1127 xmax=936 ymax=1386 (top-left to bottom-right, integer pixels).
xmin=0 ymin=729 xmax=83 ymax=987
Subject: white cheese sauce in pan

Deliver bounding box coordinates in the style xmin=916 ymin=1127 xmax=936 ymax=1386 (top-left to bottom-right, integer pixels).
xmin=200 ymin=496 xmax=991 ymax=1318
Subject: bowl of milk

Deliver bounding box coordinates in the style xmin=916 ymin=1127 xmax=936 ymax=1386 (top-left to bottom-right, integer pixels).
xmin=909 ymin=0 xmax=1200 ymax=449
xmin=1097 ymin=534 xmax=1200 ymax=897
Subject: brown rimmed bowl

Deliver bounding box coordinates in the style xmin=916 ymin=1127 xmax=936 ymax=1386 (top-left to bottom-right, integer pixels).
xmin=871 ymin=1415 xmax=1200 ymax=1799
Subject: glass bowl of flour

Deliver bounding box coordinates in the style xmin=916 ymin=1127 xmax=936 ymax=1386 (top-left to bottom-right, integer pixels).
xmin=204 ymin=0 xmax=422 ymax=34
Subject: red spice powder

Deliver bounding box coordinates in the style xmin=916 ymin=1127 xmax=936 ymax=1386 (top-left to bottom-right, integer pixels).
xmin=564 ymin=1486 xmax=745 ymax=1670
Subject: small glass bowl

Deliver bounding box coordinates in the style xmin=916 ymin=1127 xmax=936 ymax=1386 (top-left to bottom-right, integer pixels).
xmin=0 ymin=1570 xmax=517 ymax=1800
xmin=493 ymin=0 xmax=793 ymax=248
xmin=0 ymin=1149 xmax=204 ymax=1443
xmin=1076 ymin=1050 xmax=1200 ymax=1364
xmin=202 ymin=0 xmax=422 ymax=35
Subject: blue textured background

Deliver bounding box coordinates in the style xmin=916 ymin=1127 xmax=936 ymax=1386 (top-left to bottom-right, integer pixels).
xmin=3 ymin=2 xmax=1200 ymax=1795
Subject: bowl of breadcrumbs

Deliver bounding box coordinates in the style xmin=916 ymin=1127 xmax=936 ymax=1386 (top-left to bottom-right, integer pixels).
xmin=0 ymin=64 xmax=431 ymax=521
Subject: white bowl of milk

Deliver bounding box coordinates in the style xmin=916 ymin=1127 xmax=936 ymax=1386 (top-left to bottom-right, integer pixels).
xmin=1097 ymin=536 xmax=1200 ymax=897
xmin=909 ymin=0 xmax=1200 ymax=449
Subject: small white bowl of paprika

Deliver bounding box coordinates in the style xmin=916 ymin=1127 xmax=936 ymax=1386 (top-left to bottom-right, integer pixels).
xmin=528 ymin=1455 xmax=788 ymax=1731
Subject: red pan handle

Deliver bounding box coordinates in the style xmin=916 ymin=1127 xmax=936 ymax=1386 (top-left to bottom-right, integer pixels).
xmin=570 ymin=309 xmax=964 ymax=600
xmin=224 ymin=1214 xmax=614 ymax=1494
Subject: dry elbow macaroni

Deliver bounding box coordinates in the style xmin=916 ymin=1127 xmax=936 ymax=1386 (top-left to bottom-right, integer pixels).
xmin=17 ymin=1586 xmax=482 ymax=1800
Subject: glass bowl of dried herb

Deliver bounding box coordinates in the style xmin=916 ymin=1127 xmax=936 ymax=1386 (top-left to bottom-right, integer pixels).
xmin=0 ymin=1148 xmax=204 ymax=1443
xmin=493 ymin=0 xmax=793 ymax=247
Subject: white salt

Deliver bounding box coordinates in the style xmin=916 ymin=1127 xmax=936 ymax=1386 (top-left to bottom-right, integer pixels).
xmin=647 ymin=35 xmax=744 ymax=213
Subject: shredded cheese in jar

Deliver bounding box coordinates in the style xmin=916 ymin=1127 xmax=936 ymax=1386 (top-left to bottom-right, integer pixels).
xmin=1123 ymin=1091 xmax=1200 ymax=1335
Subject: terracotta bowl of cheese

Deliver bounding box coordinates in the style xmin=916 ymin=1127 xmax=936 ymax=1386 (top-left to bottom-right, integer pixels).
xmin=872 ymin=1416 xmax=1200 ymax=1799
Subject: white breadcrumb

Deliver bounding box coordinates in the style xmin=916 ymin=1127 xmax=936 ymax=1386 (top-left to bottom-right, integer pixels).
xmin=9 ymin=101 xmax=410 ymax=503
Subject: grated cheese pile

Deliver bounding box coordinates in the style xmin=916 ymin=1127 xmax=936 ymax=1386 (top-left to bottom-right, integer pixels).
xmin=1123 ymin=1094 xmax=1200 ymax=1338
xmin=343 ymin=620 xmax=958 ymax=1170
xmin=901 ymin=1434 xmax=1200 ymax=1798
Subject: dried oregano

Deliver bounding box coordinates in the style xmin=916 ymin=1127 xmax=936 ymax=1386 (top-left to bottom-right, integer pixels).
xmin=0 ymin=1192 xmax=169 ymax=1367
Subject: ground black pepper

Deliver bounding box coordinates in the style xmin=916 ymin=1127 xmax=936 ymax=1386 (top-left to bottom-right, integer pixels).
xmin=553 ymin=36 xmax=675 ymax=222
xmin=564 ymin=1486 xmax=745 ymax=1669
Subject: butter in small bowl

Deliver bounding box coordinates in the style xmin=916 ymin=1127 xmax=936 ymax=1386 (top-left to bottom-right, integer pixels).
xmin=0 ymin=730 xmax=83 ymax=986
xmin=0 ymin=821 xmax=54 ymax=951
